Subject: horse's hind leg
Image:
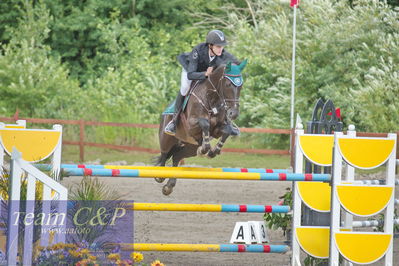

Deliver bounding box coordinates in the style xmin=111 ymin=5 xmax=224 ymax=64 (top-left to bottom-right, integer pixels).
xmin=154 ymin=152 xmax=168 ymax=183
xmin=162 ymin=145 xmax=198 ymax=195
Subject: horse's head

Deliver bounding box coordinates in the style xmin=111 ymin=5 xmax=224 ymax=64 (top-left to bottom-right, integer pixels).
xmin=210 ymin=59 xmax=247 ymax=121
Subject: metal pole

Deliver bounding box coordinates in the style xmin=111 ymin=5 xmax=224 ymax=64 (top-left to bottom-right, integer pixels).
xmin=290 ymin=5 xmax=297 ymax=130
xmin=131 ymin=203 xmax=290 ymax=213
xmin=122 ymin=243 xmax=290 ymax=253
xmin=64 ymin=168 xmax=331 ymax=181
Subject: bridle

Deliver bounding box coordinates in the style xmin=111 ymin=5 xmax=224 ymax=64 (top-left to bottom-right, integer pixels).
xmin=191 ymin=66 xmax=241 ymax=117
xmin=222 ymin=72 xmax=241 ymax=109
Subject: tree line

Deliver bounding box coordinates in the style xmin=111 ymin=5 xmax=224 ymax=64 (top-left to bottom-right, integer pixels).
xmin=0 ymin=0 xmax=397 ymax=143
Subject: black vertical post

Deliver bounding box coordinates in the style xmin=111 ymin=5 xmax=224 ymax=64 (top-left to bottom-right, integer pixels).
xmin=302 ymin=99 xmax=343 ymax=227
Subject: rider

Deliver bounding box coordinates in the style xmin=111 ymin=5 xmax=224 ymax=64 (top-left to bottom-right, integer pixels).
xmin=164 ymin=29 xmax=240 ymax=136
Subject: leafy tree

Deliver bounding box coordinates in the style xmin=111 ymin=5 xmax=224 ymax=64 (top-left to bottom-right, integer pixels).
xmin=0 ymin=0 xmax=25 ymax=44
xmin=0 ymin=0 xmax=244 ymax=84
xmin=203 ymin=0 xmax=399 ymax=132
xmin=81 ymin=19 xmax=182 ymax=123
xmin=1 ymin=0 xmax=397 ymax=140
xmin=298 ymin=0 xmax=399 ymax=131
xmin=348 ymin=0 xmax=399 ymax=8
xmin=39 ymin=0 xmax=229 ymax=83
xmin=0 ymin=1 xmax=82 ymax=118
xmin=41 ymin=0 xmax=133 ymax=82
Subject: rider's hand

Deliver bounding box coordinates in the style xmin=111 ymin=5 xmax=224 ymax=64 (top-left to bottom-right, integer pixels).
xmin=205 ymin=67 xmax=213 ymax=77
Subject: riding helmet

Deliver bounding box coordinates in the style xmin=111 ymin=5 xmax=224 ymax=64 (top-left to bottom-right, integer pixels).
xmin=206 ymin=30 xmax=227 ymax=46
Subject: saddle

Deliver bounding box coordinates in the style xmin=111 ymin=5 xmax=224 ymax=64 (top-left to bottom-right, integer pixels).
xmin=162 ymin=81 xmax=200 ymax=115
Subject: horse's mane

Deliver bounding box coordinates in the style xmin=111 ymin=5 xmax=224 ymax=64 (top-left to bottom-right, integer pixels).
xmin=209 ymin=63 xmax=225 ymax=80
xmin=194 ymin=64 xmax=226 ymax=93
xmin=213 ymin=63 xmax=226 ymax=72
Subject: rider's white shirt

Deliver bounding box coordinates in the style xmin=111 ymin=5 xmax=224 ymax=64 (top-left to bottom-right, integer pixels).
xmin=180 ymin=53 xmax=215 ymax=96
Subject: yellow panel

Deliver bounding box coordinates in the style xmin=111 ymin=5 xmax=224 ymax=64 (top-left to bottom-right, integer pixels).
xmin=133 ymin=203 xmax=222 ymax=212
xmin=338 ymin=138 xmax=395 ymax=169
xmin=335 ymin=232 xmax=391 ymax=264
xmin=126 ymin=243 xmax=220 ymax=252
xmin=104 ymin=165 xmax=222 ymax=171
xmin=296 ymin=227 xmax=330 ymax=258
xmin=5 ymin=125 xmax=25 ymax=129
xmin=337 ymin=185 xmax=393 ymax=216
xmin=297 ymin=182 xmax=331 ymax=212
xmin=0 ymin=129 xmax=60 ymax=162
xmin=299 ymin=135 xmax=334 ymax=166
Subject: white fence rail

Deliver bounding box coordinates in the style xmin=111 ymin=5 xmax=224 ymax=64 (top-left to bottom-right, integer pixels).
xmin=6 ymin=148 xmax=67 ymax=265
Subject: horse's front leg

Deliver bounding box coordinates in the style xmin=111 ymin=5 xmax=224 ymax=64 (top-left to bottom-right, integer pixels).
xmin=207 ymin=125 xmax=231 ymax=158
xmin=154 ymin=152 xmax=168 ymax=183
xmin=162 ymin=158 xmax=180 ymax=196
xmin=197 ymin=118 xmax=211 ymax=156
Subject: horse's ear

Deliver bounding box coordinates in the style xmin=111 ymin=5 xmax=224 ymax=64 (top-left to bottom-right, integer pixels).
xmin=238 ymin=59 xmax=248 ymax=72
xmin=225 ymin=61 xmax=232 ymax=73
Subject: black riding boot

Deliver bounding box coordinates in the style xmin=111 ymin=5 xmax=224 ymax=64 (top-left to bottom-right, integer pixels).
xmin=164 ymin=92 xmax=184 ymax=136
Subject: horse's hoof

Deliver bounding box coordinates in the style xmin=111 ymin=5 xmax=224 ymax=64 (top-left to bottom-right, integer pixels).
xmin=197 ymin=147 xmax=207 ymax=157
xmin=162 ymin=185 xmax=173 ymax=195
xmin=207 ymin=151 xmax=216 ymax=158
xmin=155 ymin=178 xmax=165 ymax=183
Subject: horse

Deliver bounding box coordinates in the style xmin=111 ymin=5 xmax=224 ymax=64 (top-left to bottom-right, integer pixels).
xmin=154 ymin=60 xmax=247 ymax=195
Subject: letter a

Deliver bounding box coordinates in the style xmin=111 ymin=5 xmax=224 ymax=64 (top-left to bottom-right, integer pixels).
xmin=236 ymin=226 xmax=244 ymax=240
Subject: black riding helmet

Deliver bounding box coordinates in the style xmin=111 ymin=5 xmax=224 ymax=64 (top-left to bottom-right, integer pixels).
xmin=206 ymin=30 xmax=227 ymax=46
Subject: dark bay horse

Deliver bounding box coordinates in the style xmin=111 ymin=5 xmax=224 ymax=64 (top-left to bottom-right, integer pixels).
xmin=154 ymin=60 xmax=247 ymax=195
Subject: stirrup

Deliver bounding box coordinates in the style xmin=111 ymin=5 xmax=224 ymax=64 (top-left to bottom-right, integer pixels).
xmin=164 ymin=120 xmax=176 ymax=136
xmin=230 ymin=123 xmax=240 ymax=136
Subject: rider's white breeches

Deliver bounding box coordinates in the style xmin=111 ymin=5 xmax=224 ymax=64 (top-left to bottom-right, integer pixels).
xmin=180 ymin=68 xmax=192 ymax=96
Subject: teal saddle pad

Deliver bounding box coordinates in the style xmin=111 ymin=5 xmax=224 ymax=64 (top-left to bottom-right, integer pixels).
xmin=162 ymin=95 xmax=190 ymax=115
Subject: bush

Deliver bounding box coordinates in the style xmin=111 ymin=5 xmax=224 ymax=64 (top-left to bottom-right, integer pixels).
xmin=0 ymin=1 xmax=83 ymax=118
xmin=214 ymin=0 xmax=399 ymax=132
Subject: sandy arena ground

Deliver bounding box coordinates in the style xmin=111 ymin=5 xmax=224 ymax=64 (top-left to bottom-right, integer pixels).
xmin=62 ymin=170 xmax=399 ymax=266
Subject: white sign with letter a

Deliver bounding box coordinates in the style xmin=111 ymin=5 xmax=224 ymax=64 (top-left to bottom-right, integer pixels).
xmin=229 ymin=222 xmax=258 ymax=244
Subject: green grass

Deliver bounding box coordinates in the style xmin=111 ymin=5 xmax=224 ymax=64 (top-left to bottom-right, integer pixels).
xmin=62 ymin=145 xmax=292 ymax=169
xmin=61 ymin=126 xmax=290 ymax=151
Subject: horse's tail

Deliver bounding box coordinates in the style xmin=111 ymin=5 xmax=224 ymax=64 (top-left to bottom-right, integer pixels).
xmin=152 ymin=144 xmax=181 ymax=166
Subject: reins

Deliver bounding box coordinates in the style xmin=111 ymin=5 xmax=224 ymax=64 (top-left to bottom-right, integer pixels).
xmin=191 ymin=67 xmax=240 ymax=118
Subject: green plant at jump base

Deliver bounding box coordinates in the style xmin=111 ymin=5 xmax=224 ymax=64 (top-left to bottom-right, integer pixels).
xmin=303 ymin=255 xmax=328 ymax=266
xmin=69 ymin=176 xmax=122 ymax=201
xmin=264 ymin=187 xmax=292 ymax=237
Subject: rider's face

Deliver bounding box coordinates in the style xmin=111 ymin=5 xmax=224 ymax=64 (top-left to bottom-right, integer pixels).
xmin=210 ymin=45 xmax=224 ymax=56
